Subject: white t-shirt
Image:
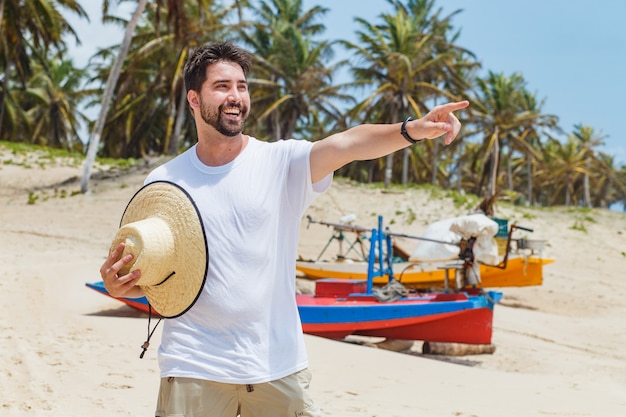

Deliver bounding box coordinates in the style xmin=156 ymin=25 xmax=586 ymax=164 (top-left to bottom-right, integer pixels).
xmin=144 ymin=137 xmax=332 ymax=384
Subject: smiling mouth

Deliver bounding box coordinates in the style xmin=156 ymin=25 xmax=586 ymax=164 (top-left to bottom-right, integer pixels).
xmin=223 ymin=106 xmax=241 ymax=117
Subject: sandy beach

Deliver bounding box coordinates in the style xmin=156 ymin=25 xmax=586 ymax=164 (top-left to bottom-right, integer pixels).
xmin=1 ymin=147 xmax=626 ymax=416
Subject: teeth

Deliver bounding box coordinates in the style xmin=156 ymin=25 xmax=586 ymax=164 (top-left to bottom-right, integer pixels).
xmin=224 ymin=108 xmax=239 ymax=115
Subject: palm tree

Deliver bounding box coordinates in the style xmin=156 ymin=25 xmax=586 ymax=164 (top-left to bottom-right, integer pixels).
xmin=342 ymin=0 xmax=469 ymax=187
xmin=0 ymin=0 xmax=87 ymax=139
xmin=79 ymin=0 xmax=238 ymax=163
xmin=0 ymin=76 xmax=31 ymax=142
xmin=509 ymin=89 xmax=558 ymax=205
xmin=154 ymin=0 xmax=233 ymax=154
xmin=397 ymin=0 xmax=477 ymax=186
xmin=239 ymin=0 xmax=350 ymax=141
xmin=470 ymin=71 xmax=556 ymax=198
xmin=22 ymin=52 xmax=90 ymax=151
xmin=614 ymin=164 xmax=626 ymax=211
xmin=81 ymin=0 xmax=149 ymax=193
xmin=88 ymin=0 xmax=232 ymax=159
xmin=539 ymin=136 xmax=589 ymax=206
xmin=590 ymin=152 xmax=626 ymax=209
xmin=569 ymin=123 xmax=605 ymax=208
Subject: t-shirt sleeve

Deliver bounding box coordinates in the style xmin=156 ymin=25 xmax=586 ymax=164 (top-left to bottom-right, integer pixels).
xmin=286 ymin=140 xmax=332 ymax=213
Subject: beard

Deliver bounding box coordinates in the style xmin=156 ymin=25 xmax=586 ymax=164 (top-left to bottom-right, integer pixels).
xmin=199 ymin=100 xmax=249 ymax=137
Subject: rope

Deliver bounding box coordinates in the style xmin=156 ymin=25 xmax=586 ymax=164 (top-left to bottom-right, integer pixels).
xmin=373 ymin=279 xmax=409 ymax=302
xmin=139 ymin=306 xmax=162 ymax=359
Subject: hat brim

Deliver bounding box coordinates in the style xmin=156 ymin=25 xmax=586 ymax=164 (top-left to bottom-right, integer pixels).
xmin=119 ymin=181 xmax=208 ymax=318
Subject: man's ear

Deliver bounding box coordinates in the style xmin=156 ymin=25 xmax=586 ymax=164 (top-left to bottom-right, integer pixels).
xmin=187 ymin=90 xmax=199 ymax=109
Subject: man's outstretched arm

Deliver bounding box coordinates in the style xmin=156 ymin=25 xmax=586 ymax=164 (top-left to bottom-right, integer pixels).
xmin=310 ymin=100 xmax=469 ymax=183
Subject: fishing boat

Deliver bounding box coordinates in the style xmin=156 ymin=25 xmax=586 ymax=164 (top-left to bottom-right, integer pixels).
xmin=86 ymin=216 xmax=502 ymax=345
xmin=298 ymin=279 xmax=501 ymax=344
xmin=296 ymin=256 xmax=552 ymax=288
xmin=298 ymin=215 xmax=553 ymax=289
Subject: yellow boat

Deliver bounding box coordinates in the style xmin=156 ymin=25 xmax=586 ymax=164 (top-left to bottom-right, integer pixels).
xmin=295 ymin=256 xmax=554 ymax=289
xmin=299 ymin=214 xmax=554 ymax=289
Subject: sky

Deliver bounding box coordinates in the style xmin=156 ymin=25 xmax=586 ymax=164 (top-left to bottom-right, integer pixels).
xmin=64 ymin=0 xmax=625 ymax=165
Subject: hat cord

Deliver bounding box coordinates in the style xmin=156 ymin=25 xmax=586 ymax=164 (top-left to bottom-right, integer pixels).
xmin=140 ymin=306 xmax=162 ymax=359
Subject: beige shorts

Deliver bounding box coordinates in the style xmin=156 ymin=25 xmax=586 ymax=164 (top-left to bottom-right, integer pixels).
xmin=154 ymin=368 xmax=322 ymax=417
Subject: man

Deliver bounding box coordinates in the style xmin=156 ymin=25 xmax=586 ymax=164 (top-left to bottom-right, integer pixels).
xmin=101 ymin=41 xmax=469 ymax=417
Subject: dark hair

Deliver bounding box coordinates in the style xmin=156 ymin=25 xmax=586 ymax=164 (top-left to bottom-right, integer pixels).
xmin=184 ymin=41 xmax=252 ymax=93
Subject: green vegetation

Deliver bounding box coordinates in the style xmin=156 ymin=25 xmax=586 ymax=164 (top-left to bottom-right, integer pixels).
xmin=570 ymin=221 xmax=588 ymax=233
xmin=27 ymin=192 xmax=39 ymax=205
xmin=1 ymin=140 xmax=142 ymax=205
xmin=0 ymin=0 xmax=624 ymax=207
xmin=0 ymin=141 xmax=140 ymax=170
xmin=566 ymin=208 xmax=597 ymax=233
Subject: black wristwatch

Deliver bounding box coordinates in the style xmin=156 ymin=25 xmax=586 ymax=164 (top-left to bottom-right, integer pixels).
xmin=400 ymin=116 xmax=421 ymax=144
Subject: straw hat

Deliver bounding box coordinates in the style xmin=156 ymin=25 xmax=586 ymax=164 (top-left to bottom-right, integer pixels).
xmin=110 ymin=181 xmax=208 ymax=318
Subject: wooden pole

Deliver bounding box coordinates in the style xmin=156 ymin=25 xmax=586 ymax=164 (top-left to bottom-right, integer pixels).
xmin=422 ymin=342 xmax=496 ymax=356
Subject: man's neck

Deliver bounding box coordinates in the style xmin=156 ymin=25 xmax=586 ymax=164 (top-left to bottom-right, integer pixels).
xmin=196 ymin=133 xmax=248 ymax=167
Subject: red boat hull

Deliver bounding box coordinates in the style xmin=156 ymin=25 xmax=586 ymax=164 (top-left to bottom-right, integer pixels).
xmin=300 ymin=303 xmax=494 ymax=344
xmin=357 ymin=307 xmax=493 ymax=344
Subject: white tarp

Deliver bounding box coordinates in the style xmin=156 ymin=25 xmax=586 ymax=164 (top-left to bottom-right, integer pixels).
xmin=408 ymin=217 xmax=460 ymax=262
xmin=409 ymin=213 xmax=500 ymax=265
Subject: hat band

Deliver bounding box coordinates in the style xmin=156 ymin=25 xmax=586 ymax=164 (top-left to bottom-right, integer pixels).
xmin=155 ymin=271 xmax=175 ymax=286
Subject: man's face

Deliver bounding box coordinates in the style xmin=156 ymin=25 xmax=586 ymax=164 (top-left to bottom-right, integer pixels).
xmin=197 ymin=61 xmax=250 ymax=136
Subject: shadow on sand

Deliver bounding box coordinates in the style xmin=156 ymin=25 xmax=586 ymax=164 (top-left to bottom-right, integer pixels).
xmin=85 ymin=305 xmax=151 ymax=319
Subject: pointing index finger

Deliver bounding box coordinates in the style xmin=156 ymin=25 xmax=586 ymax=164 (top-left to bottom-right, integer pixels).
xmin=438 ymin=100 xmax=470 ymax=113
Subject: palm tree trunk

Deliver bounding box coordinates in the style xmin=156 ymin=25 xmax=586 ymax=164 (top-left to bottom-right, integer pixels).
xmin=431 ymin=140 xmax=439 ymax=185
xmin=163 ymin=95 xmax=177 ymax=154
xmin=234 ymin=0 xmax=244 ymax=23
xmin=0 ymin=64 xmax=9 ymax=138
xmin=387 ymin=109 xmax=400 ymax=188
xmin=506 ymin=153 xmax=513 ymax=190
xmin=273 ymin=111 xmax=281 ymax=140
xmin=167 ymin=86 xmax=187 ymax=155
xmin=455 ymin=142 xmax=464 ymax=192
xmin=565 ymin=173 xmax=571 ymax=206
xmin=430 ymin=97 xmax=439 ymax=186
xmin=0 ymin=0 xmax=13 ymax=138
xmin=80 ymin=0 xmax=148 ymax=193
xmin=401 ymin=148 xmax=409 ymax=184
xmin=583 ymin=172 xmax=591 ymax=208
xmin=489 ymin=133 xmax=500 ymax=197
xmin=384 ymin=154 xmax=393 ymax=188
xmin=526 ymin=157 xmax=533 ymax=206
xmin=0 ymin=0 xmax=5 ymax=35
xmin=600 ymin=178 xmax=612 ymax=208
